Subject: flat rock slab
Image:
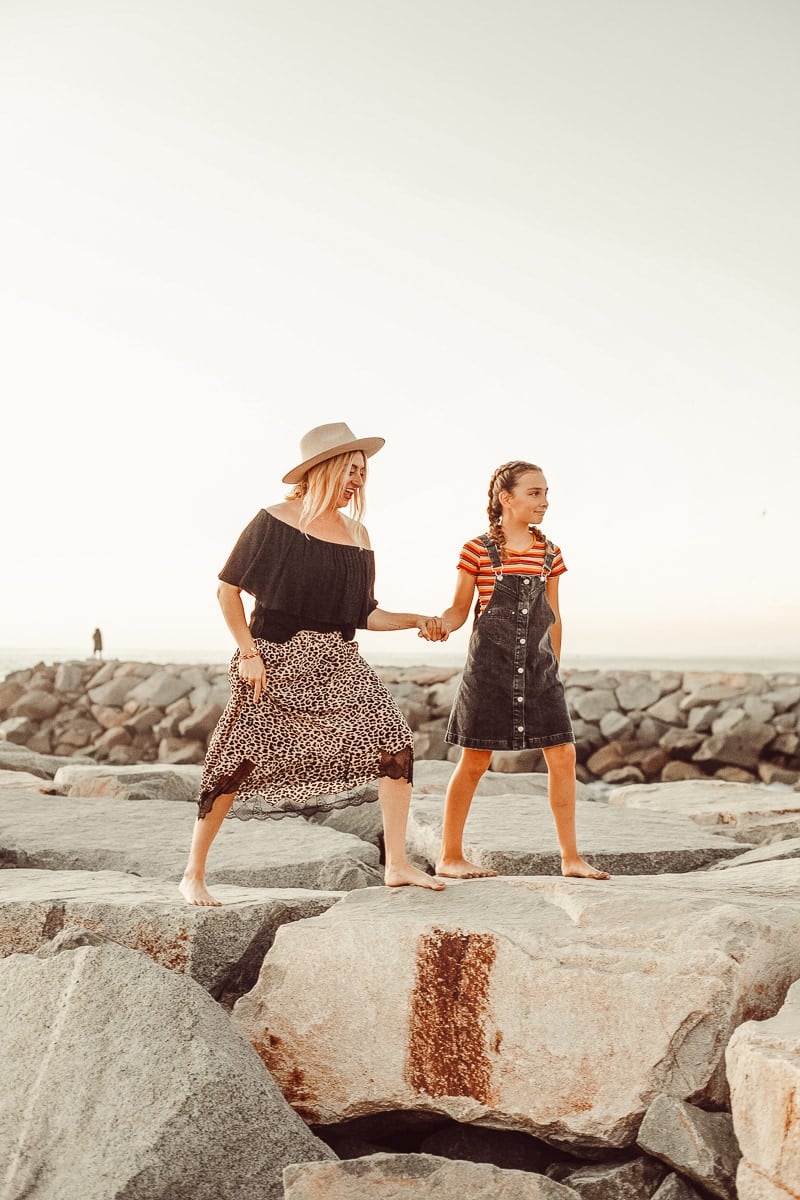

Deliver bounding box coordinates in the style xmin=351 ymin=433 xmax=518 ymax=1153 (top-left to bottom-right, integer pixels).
xmin=607 ymin=780 xmax=800 ymax=843
xmin=52 ymin=762 xmax=203 ymax=802
xmin=0 ymin=787 xmax=382 ymax=890
xmin=709 ymin=837 xmax=800 ymax=871
xmin=413 ymin=760 xmax=592 ymax=800
xmin=233 ymin=861 xmax=800 ymax=1151
xmin=0 ymin=743 xmax=94 ymax=778
xmin=408 ymin=794 xmax=748 ymax=875
xmin=283 ymin=1152 xmax=581 ymax=1198
xmin=0 ymin=869 xmax=342 ymax=999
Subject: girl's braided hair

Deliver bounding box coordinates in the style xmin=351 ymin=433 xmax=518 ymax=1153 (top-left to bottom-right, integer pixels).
xmin=487 ymin=460 xmax=544 ymax=561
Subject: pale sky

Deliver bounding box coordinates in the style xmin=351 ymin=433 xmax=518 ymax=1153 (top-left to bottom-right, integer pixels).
xmin=2 ymin=0 xmax=798 ymax=667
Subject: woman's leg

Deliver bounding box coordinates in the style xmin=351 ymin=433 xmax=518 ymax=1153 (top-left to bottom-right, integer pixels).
xmin=380 ymin=776 xmax=445 ymax=890
xmin=436 ymin=748 xmax=497 ymax=879
xmin=178 ymin=792 xmax=236 ymax=906
xmin=542 ymin=743 xmax=610 ymax=879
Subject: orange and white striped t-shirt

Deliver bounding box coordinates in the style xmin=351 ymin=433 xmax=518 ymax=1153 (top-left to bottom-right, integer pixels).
xmin=457 ymin=536 xmax=567 ymax=615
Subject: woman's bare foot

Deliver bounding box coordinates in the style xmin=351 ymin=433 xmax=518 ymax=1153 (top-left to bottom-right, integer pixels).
xmin=561 ymin=857 xmax=610 ymax=880
xmin=435 ymin=856 xmax=498 ymax=879
xmin=385 ymin=863 xmax=446 ymax=891
xmin=178 ymin=875 xmax=222 ymax=906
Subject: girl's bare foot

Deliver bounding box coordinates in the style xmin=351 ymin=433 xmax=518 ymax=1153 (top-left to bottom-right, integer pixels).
xmin=435 ymin=856 xmax=499 ymax=880
xmin=178 ymin=876 xmax=222 ymax=906
xmin=561 ymin=857 xmax=610 ymax=880
xmin=385 ymin=863 xmax=446 ymax=891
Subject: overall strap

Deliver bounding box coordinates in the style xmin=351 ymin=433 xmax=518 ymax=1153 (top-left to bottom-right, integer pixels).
xmin=540 ymin=539 xmax=556 ymax=579
xmin=473 ymin=533 xmax=503 ymax=623
xmin=479 ymin=533 xmax=504 ymax=578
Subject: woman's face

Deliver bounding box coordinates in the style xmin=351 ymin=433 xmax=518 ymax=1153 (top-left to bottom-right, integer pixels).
xmin=337 ymin=452 xmax=367 ymax=508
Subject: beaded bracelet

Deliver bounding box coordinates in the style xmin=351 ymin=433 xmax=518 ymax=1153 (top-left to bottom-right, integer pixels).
xmin=240 ymin=650 xmax=260 ymax=661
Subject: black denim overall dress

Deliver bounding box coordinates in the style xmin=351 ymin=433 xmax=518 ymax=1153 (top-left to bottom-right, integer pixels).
xmin=446 ymin=534 xmax=575 ymax=751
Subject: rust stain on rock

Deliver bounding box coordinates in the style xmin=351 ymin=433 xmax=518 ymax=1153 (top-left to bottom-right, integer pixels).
xmin=406 ymin=926 xmax=497 ymax=1103
xmin=131 ymin=922 xmax=191 ymax=972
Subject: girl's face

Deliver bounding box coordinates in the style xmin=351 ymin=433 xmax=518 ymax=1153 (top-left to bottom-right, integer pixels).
xmin=337 ymin=452 xmax=367 ymax=508
xmin=502 ymin=469 xmax=549 ymax=525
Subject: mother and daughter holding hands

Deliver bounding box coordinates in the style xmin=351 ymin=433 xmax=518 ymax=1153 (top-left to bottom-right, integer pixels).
xmin=179 ymin=421 xmax=608 ymax=907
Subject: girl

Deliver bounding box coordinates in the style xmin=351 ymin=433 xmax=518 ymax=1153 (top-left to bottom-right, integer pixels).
xmin=436 ymin=460 xmax=609 ymax=881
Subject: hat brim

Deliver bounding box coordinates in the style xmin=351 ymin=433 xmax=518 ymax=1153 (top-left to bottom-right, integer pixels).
xmin=282 ymin=437 xmax=385 ymax=485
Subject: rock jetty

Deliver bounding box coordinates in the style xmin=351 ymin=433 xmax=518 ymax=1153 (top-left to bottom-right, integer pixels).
xmin=1 ymin=658 xmax=799 ymax=789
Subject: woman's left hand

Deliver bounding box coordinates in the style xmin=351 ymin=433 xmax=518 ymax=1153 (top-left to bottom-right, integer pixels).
xmin=417 ymin=615 xmax=449 ymax=642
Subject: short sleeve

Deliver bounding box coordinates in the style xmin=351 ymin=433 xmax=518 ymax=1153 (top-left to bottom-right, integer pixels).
xmin=456 ymin=539 xmax=482 ymax=576
xmin=549 ymin=543 xmax=567 ymax=577
xmin=218 ymin=510 xmax=272 ymax=596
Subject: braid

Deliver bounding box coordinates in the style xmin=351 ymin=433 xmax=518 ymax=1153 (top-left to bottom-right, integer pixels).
xmin=487 ymin=460 xmax=544 ymax=561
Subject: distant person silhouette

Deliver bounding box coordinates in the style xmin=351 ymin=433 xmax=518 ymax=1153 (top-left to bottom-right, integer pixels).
xmin=92 ymin=628 xmax=103 ymax=659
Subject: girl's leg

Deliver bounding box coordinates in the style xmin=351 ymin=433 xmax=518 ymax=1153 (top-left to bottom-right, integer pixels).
xmin=436 ymin=748 xmax=497 ymax=879
xmin=178 ymin=792 xmax=236 ymax=906
xmin=542 ymin=743 xmax=610 ymax=880
xmin=380 ymin=776 xmax=445 ymax=890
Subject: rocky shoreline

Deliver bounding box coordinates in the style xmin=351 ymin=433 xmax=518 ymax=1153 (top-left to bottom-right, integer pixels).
xmin=1 ymin=660 xmax=799 ymax=1198
xmin=1 ymin=658 xmax=799 ymax=789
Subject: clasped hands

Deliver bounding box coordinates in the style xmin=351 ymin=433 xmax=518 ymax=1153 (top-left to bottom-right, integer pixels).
xmin=417 ymin=616 xmax=451 ymax=642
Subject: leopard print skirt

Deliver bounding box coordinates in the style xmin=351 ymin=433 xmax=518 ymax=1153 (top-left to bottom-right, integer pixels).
xmin=198 ymin=631 xmax=414 ymax=821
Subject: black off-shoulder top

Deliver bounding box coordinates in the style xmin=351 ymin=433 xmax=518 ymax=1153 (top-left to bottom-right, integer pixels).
xmin=218 ymin=509 xmax=379 ymax=643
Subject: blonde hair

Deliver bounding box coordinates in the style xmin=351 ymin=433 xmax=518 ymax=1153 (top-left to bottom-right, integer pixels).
xmin=487 ymin=460 xmax=545 ymax=560
xmin=285 ymin=451 xmax=369 ymax=547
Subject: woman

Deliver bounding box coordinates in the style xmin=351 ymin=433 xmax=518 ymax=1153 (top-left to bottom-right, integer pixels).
xmin=435 ymin=459 xmax=609 ymax=881
xmin=179 ymin=422 xmax=446 ymax=905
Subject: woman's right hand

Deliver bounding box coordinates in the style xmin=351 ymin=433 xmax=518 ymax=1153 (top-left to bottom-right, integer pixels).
xmin=238 ymin=649 xmax=267 ymax=702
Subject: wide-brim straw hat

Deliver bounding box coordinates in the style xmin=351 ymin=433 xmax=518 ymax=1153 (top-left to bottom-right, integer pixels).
xmin=282 ymin=422 xmax=385 ymax=484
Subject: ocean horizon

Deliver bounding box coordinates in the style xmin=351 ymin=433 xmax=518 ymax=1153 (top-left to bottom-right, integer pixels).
xmin=2 ymin=645 xmax=800 ymax=683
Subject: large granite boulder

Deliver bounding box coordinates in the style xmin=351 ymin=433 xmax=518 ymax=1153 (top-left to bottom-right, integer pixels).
xmin=0 ymin=935 xmax=334 ymax=1199
xmin=231 ymin=862 xmax=800 ymax=1152
xmin=726 ymin=978 xmax=800 ymax=1200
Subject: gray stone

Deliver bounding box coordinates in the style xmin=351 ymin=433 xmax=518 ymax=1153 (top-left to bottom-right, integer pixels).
xmin=637 ymin=1095 xmax=741 ymax=1200
xmin=599 ymin=710 xmax=635 ymax=740
xmin=616 ymin=678 xmax=663 ymax=712
xmin=407 ymin=793 xmax=748 ymax=876
xmin=9 ymin=689 xmax=62 ymax=719
xmin=646 ymin=692 xmax=685 ymax=725
xmin=0 ymin=787 xmax=383 ymax=891
xmin=126 ymin=668 xmax=196 ymax=709
xmin=560 ymin=1154 xmax=667 ymax=1198
xmin=711 ymin=707 xmax=746 ymax=735
xmin=693 ymin=720 xmax=776 ymax=769
xmin=687 ymin=705 xmax=716 ymax=732
xmin=0 ymin=867 xmax=342 ymax=1000
xmin=708 ymin=837 xmax=800 ymax=869
xmin=680 ymin=685 xmax=745 ymax=712
xmin=283 ymin=1153 xmax=580 ymax=1198
xmin=54 ymin=663 xmax=86 ymax=693
xmin=763 ymin=686 xmax=800 ymax=712
xmin=87 ymin=676 xmax=141 ymax=706
xmin=651 ymin=1175 xmax=706 ymax=1200
xmin=572 ymin=690 xmax=620 ymax=721
xmin=0 ymin=939 xmax=334 ymax=1199
xmin=52 ymin=762 xmax=202 ymax=802
xmin=0 ymin=716 xmax=35 ymax=744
